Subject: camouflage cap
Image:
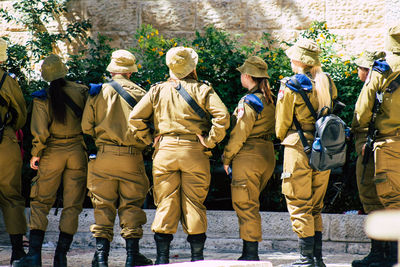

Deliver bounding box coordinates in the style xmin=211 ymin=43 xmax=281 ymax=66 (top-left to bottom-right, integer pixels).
xmin=386 ymin=24 xmax=400 ymax=53
xmin=0 ymin=39 xmax=7 ymax=62
xmin=41 ymin=54 xmax=68 ymax=82
xmin=285 ymin=38 xmax=321 ymax=66
xmin=237 ymin=56 xmax=270 ymax=78
xmin=355 ymin=51 xmax=386 ymax=69
xmin=166 ymin=46 xmax=198 ymax=79
xmin=107 ymin=50 xmax=138 ymax=74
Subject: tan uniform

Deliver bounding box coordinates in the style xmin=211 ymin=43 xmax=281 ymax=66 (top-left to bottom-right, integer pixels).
xmin=223 ymin=87 xmax=275 ymax=242
xmin=129 ymin=78 xmax=229 ymax=234
xmin=29 ymin=81 xmax=88 ymax=235
xmin=82 ymin=75 xmax=149 ymax=241
xmin=0 ymin=70 xmax=27 ymax=235
xmin=276 ymin=74 xmax=337 ymax=238
xmin=353 ymin=54 xmax=400 ymax=209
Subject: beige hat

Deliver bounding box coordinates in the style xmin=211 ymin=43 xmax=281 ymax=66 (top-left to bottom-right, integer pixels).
xmin=285 ymin=38 xmax=321 ymax=66
xmin=166 ymin=47 xmax=198 ymax=79
xmin=41 ymin=54 xmax=68 ymax=82
xmin=386 ymin=24 xmax=400 ymax=53
xmin=0 ymin=39 xmax=7 ymax=62
xmin=355 ymin=51 xmax=386 ymax=69
xmin=237 ymin=56 xmax=270 ymax=78
xmin=106 ymin=50 xmax=138 ymax=73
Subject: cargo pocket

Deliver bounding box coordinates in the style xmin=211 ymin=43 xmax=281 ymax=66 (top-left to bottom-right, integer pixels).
xmin=231 ymin=180 xmax=249 ymax=203
xmin=281 ymin=172 xmax=295 ymax=198
xmin=30 ymin=176 xmax=40 ymax=199
xmin=375 ymin=174 xmax=395 ymax=198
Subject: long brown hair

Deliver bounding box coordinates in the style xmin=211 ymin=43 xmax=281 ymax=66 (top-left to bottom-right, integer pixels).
xmin=253 ymin=77 xmax=274 ymax=104
xmin=49 ymin=78 xmax=67 ymax=124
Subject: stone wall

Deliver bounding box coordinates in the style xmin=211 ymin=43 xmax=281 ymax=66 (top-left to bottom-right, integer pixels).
xmin=0 ymin=0 xmax=400 ymax=56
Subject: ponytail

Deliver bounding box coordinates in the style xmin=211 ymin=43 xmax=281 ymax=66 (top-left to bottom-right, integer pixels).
xmin=49 ymin=78 xmax=67 ymax=124
xmin=253 ymin=77 xmax=274 ymax=104
xmin=310 ymin=66 xmax=331 ymax=111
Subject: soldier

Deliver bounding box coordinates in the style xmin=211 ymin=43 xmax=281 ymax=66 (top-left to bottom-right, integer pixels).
xmin=13 ymin=54 xmax=88 ymax=267
xmin=222 ymin=56 xmax=275 ymax=261
xmin=276 ymin=38 xmax=338 ymax=267
xmin=351 ymin=51 xmax=386 ymax=267
xmin=0 ymin=38 xmax=28 ymax=266
xmin=352 ymin=24 xmax=400 ymax=267
xmin=128 ymin=46 xmax=230 ymax=264
xmin=82 ymin=50 xmax=152 ymax=267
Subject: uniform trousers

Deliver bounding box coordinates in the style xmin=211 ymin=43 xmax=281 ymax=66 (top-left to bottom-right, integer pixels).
xmin=374 ymin=136 xmax=400 ymax=209
xmin=281 ymin=143 xmax=330 ymax=238
xmin=151 ymin=135 xmax=211 ymax=235
xmin=231 ymin=139 xmax=275 ymax=242
xmin=88 ymin=144 xmax=149 ymax=241
xmin=29 ymin=136 xmax=87 ymax=235
xmin=354 ymin=133 xmax=383 ymax=214
xmin=0 ymin=127 xmax=26 ymax=234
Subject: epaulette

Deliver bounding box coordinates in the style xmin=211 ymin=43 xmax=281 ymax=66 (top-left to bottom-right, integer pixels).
xmin=31 ymin=89 xmax=47 ymax=100
xmin=200 ymin=80 xmax=212 ymax=86
xmin=89 ymin=83 xmax=102 ymax=96
xmin=244 ymin=94 xmax=264 ymax=114
xmin=286 ymin=74 xmax=313 ymax=92
xmin=8 ymin=73 xmax=16 ymax=79
xmin=372 ymin=59 xmax=390 ymax=74
xmin=150 ymin=81 xmax=163 ymax=87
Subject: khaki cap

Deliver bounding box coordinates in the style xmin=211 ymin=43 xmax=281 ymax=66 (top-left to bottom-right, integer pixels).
xmin=285 ymin=38 xmax=321 ymax=66
xmin=106 ymin=49 xmax=138 ymax=73
xmin=237 ymin=56 xmax=270 ymax=78
xmin=386 ymin=24 xmax=400 ymax=53
xmin=355 ymin=51 xmax=386 ymax=69
xmin=0 ymin=39 xmax=7 ymax=62
xmin=166 ymin=47 xmax=198 ymax=79
xmin=41 ymin=54 xmax=68 ymax=82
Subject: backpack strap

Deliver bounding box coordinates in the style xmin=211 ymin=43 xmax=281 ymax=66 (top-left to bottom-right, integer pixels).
xmin=64 ymin=94 xmax=83 ymax=118
xmin=292 ymin=114 xmax=312 ymax=154
xmin=0 ymin=72 xmax=8 ymax=106
xmin=175 ymin=83 xmax=206 ymax=119
xmin=385 ymin=72 xmax=400 ymax=93
xmin=244 ymin=94 xmax=264 ymax=114
xmin=287 ymin=75 xmax=318 ymax=120
xmin=109 ymin=80 xmax=137 ymax=108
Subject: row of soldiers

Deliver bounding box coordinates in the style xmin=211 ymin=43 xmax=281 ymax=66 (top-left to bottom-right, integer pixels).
xmin=1 ymin=24 xmax=400 ymax=267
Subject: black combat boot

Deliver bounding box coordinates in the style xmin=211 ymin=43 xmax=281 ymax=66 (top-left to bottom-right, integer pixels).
xmin=370 ymin=241 xmax=398 ymax=267
xmin=53 ymin=232 xmax=73 ymax=267
xmin=238 ymin=240 xmax=260 ymax=261
xmin=12 ymin=229 xmax=45 ymax=267
xmin=154 ymin=233 xmax=173 ymax=265
xmin=125 ymin=238 xmax=152 ymax=267
xmin=9 ymin=234 xmax=26 ymax=265
xmin=314 ymin=232 xmax=325 ymax=267
xmin=351 ymin=239 xmax=385 ymax=267
xmin=291 ymin=236 xmax=315 ymax=267
xmin=91 ymin=237 xmax=110 ymax=267
xmin=187 ymin=233 xmax=206 ymax=261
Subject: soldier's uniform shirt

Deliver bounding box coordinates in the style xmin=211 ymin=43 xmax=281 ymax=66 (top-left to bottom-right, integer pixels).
xmin=29 ymin=81 xmax=88 ymax=235
xmin=223 ymin=86 xmax=275 ymax=242
xmin=129 ymin=77 xmax=229 ymax=234
xmin=275 ymin=73 xmax=337 ymax=238
xmin=353 ymin=54 xmax=400 ymax=209
xmin=0 ymin=69 xmax=27 ymax=235
xmin=82 ymin=74 xmax=149 ymax=241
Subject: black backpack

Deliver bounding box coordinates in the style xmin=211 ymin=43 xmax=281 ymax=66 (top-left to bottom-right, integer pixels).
xmin=287 ymin=74 xmax=347 ymax=171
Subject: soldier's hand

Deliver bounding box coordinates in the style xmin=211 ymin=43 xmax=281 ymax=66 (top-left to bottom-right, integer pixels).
xmin=153 ymin=135 xmax=161 ymax=147
xmin=224 ymin=164 xmax=230 ymax=175
xmin=30 ymin=156 xmax=40 ymax=170
xmin=196 ymin=134 xmax=209 ymax=148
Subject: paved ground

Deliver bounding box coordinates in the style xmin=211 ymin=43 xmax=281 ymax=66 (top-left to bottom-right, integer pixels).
xmin=0 ymin=246 xmax=364 ymax=267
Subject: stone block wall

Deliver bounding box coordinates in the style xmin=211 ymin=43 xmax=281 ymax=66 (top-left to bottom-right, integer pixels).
xmin=0 ymin=0 xmax=399 ymax=56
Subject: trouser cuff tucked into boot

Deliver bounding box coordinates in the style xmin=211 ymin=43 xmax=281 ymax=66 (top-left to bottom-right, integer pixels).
xmin=125 ymin=238 xmax=152 ymax=267
xmin=291 ymin=236 xmax=315 ymax=267
xmin=154 ymin=233 xmax=173 ymax=265
xmin=187 ymin=233 xmax=206 ymax=261
xmin=238 ymin=240 xmax=260 ymax=261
